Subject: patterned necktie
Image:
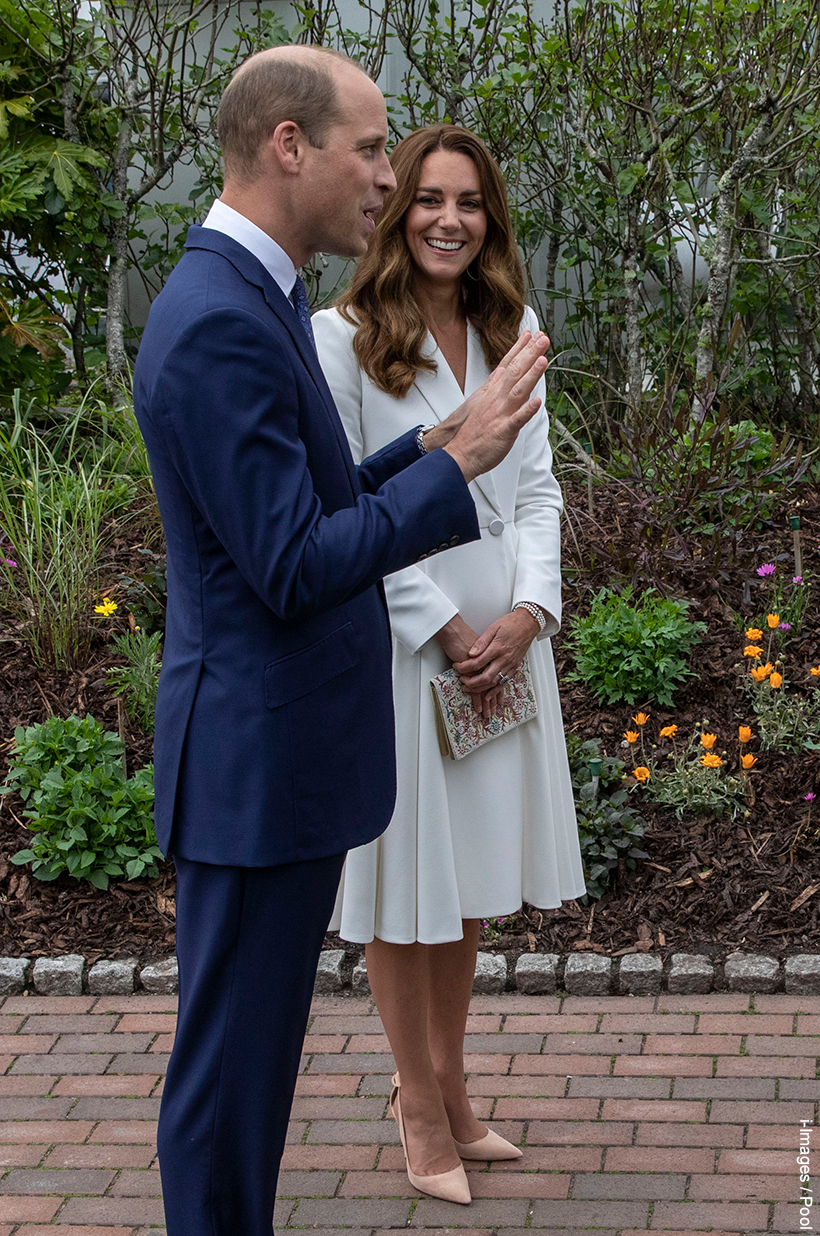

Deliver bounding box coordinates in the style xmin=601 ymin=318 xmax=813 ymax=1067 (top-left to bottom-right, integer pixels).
xmin=289 ymin=275 xmax=316 ymax=350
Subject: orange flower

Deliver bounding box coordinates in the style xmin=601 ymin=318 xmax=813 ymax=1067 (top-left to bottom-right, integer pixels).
xmin=632 ymin=712 xmax=650 ymax=726
xmin=744 ymin=645 xmax=763 ymax=658
xmin=700 ymin=732 xmax=717 ymax=750
xmin=741 ymin=753 xmax=757 ymax=770
xmin=660 ymin=724 xmax=678 ymax=738
xmin=624 ymin=731 xmax=639 ymax=744
xmin=738 ymin=726 xmax=752 ymax=744
xmin=767 ymin=613 xmax=780 ymax=628
xmin=745 ymin=628 xmax=763 ymax=641
xmin=633 ymin=766 xmax=651 ymax=783
xmin=701 ymin=752 xmax=723 ymax=768
xmin=769 ymin=672 xmax=783 ymax=688
xmin=750 ymin=663 xmax=773 ymax=682
xmin=811 ymin=666 xmax=820 ymax=677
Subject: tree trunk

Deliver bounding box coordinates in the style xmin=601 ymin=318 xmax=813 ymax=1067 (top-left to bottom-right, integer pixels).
xmin=543 ymin=190 xmax=563 ymax=345
xmin=105 ymin=80 xmax=137 ymax=393
xmin=623 ymin=198 xmax=643 ymax=415
xmin=693 ymin=99 xmax=775 ymax=418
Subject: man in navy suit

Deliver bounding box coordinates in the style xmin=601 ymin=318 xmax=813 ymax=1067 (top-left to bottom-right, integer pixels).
xmin=133 ymin=44 xmax=548 ymax=1235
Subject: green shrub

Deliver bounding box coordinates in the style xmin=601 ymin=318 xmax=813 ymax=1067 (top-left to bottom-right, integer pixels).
xmin=565 ymin=734 xmax=648 ymax=899
xmin=567 ymin=587 xmax=706 ymax=707
xmin=3 ymin=714 xmax=162 ymax=890
xmin=107 ymin=628 xmax=162 ymax=734
xmin=0 ymin=395 xmax=135 ymax=669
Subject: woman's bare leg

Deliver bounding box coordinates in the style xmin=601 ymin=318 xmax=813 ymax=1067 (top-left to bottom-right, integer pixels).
xmin=365 ymin=937 xmax=462 ymax=1177
xmin=425 ymin=919 xmax=486 ymax=1143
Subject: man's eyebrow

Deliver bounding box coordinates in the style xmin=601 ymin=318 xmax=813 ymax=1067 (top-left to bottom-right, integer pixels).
xmin=355 ymin=133 xmax=388 ymax=147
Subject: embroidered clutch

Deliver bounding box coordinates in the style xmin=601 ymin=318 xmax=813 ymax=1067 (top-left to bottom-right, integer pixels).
xmin=430 ymin=657 xmax=538 ymax=760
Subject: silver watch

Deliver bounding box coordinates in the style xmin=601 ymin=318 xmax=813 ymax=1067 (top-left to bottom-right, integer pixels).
xmin=416 ymin=423 xmax=436 ymax=455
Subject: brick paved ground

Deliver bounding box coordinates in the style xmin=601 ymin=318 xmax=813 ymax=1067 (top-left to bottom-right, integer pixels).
xmin=0 ymin=989 xmax=816 ymax=1233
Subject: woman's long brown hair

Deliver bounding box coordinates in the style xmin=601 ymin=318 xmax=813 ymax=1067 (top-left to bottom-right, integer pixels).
xmin=336 ymin=125 xmax=526 ymax=398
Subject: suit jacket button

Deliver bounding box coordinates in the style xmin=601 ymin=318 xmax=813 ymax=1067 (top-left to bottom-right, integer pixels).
xmin=417 ymin=552 xmax=428 ymax=561
xmin=449 ymin=535 xmax=460 ymax=546
xmin=488 ymin=518 xmax=505 ymax=536
xmin=438 ymin=541 xmax=449 ymax=552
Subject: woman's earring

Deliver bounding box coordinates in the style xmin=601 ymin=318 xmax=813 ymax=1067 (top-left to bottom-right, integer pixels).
xmin=464 ymin=263 xmax=480 ymax=281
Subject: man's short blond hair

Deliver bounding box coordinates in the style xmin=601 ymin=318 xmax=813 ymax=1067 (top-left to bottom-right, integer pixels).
xmin=218 ymin=47 xmax=366 ymax=184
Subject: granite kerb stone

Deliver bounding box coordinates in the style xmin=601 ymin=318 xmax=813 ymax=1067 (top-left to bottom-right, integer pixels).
xmin=0 ymin=947 xmax=813 ymax=996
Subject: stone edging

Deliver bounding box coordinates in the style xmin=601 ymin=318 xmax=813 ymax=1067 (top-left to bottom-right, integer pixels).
xmin=5 ymin=950 xmax=820 ymax=998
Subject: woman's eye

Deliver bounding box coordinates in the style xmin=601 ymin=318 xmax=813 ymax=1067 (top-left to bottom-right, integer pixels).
xmin=417 ymin=196 xmax=438 ymax=206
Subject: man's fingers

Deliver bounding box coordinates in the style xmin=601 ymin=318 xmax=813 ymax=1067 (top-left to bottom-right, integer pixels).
xmin=498 ymin=330 xmax=532 ymax=368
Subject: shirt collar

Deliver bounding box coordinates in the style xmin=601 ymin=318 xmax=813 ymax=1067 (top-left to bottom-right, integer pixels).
xmin=202 ymin=199 xmax=297 ymax=298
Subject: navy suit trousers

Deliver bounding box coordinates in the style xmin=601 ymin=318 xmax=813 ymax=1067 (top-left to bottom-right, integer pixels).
xmin=158 ymin=851 xmax=346 ymax=1234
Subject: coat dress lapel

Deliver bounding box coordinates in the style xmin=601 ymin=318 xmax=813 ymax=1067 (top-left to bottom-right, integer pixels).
xmin=411 ymin=323 xmax=502 ymax=518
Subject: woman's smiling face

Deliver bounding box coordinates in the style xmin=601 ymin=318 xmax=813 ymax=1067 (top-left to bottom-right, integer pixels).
xmin=403 ymin=148 xmax=488 ymax=289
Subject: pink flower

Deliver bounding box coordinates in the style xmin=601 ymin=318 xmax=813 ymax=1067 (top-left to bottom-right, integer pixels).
xmin=779 ymin=622 xmax=792 ymax=631
xmin=806 ymin=793 xmax=817 ymax=802
xmin=756 ymin=563 xmax=775 ymax=577
xmin=3 ymin=558 xmax=16 ymax=568
xmin=793 ymin=576 xmax=804 ymax=584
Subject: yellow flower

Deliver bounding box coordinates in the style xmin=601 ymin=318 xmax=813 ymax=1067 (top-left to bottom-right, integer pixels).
xmin=741 ymin=753 xmax=757 ymax=770
xmin=624 ymin=730 xmax=639 ymax=744
xmin=701 ymin=752 xmax=723 ymax=768
xmin=769 ymin=672 xmax=783 ymax=688
xmin=750 ymin=663 xmax=773 ymax=682
xmin=745 ymin=628 xmax=763 ymax=641
xmin=738 ymin=726 xmax=752 ymax=744
xmin=94 ymin=597 xmax=118 ymax=617
xmin=767 ymin=613 xmax=780 ymax=628
xmin=744 ymin=645 xmax=763 ymax=658
xmin=633 ymin=766 xmax=651 ymax=783
xmin=632 ymin=712 xmax=650 ymax=727
xmin=811 ymin=666 xmax=820 ymax=677
xmin=659 ymin=724 xmax=678 ymax=738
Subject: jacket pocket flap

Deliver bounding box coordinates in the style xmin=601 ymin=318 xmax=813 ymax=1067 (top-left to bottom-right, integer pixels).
xmin=264 ymin=622 xmax=359 ymax=709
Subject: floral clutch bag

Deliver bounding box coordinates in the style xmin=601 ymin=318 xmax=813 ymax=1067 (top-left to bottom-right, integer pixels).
xmin=430 ymin=657 xmax=538 ymax=760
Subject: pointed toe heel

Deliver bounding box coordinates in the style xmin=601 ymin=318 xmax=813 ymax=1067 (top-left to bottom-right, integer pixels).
xmin=454 ymin=1128 xmax=523 ymax=1161
xmin=389 ymin=1078 xmax=472 ymax=1205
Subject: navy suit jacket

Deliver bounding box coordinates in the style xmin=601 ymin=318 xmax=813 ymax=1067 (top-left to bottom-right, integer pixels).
xmin=132 ymin=226 xmax=479 ymax=866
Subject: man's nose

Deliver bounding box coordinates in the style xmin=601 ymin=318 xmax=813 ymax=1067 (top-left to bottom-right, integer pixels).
xmin=377 ymin=153 xmax=397 ymax=194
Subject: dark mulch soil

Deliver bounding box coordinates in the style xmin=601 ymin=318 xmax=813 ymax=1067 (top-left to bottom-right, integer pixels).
xmin=0 ymin=480 xmax=818 ymax=965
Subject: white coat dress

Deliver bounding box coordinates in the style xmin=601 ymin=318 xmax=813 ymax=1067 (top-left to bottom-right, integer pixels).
xmin=313 ymin=305 xmax=586 ymax=944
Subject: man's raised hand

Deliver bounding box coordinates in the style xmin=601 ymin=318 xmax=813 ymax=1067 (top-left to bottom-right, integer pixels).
xmin=423 ymin=331 xmax=550 ymax=483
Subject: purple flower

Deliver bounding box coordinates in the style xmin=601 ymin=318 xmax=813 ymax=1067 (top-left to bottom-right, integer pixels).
xmin=793 ymin=576 xmax=804 ymax=585
xmin=779 ymin=622 xmax=792 ymax=631
xmin=756 ymin=563 xmax=776 ymax=577
xmin=805 ymin=793 xmax=816 ymax=802
xmin=3 ymin=558 xmax=16 ymax=568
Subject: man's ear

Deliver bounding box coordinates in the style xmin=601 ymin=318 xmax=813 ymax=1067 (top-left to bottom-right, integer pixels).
xmin=267 ymin=120 xmax=307 ymax=176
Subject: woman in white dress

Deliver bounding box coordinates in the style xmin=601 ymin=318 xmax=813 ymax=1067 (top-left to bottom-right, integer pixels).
xmin=312 ymin=125 xmax=585 ymax=1205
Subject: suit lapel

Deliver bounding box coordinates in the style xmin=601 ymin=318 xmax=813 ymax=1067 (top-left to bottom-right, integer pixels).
xmin=184 ymin=227 xmax=360 ymax=495
xmin=413 ymin=323 xmax=502 ymax=517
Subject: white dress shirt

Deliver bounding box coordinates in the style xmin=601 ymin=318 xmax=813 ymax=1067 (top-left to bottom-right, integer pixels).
xmin=202 ymin=199 xmax=297 ymax=299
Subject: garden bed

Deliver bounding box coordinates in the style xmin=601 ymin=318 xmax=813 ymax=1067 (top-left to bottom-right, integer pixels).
xmin=0 ymin=478 xmax=818 ymax=966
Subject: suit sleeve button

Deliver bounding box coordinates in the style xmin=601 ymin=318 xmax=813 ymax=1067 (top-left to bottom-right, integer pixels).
xmin=417 ymin=552 xmax=428 ymax=561
xmin=449 ymin=535 xmax=460 ymax=546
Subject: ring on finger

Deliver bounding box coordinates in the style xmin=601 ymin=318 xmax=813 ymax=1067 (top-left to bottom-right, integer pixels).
xmin=498 ymin=672 xmax=512 ymax=686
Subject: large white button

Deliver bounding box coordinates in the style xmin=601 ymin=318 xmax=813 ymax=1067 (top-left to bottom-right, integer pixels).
xmin=488 ymin=518 xmax=504 ymax=536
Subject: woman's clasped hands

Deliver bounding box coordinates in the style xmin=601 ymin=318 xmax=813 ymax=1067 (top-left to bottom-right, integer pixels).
xmin=435 ymin=608 xmax=541 ymax=721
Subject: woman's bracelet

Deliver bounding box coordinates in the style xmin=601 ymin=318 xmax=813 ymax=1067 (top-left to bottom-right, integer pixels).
xmin=513 ymin=600 xmax=547 ymax=633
